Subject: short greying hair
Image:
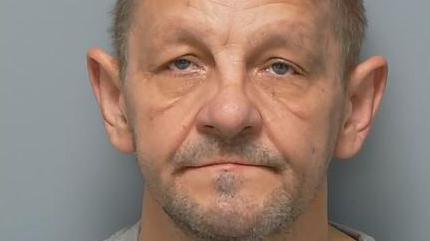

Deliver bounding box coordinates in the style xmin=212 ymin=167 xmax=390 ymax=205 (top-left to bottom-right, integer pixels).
xmin=111 ymin=0 xmax=367 ymax=80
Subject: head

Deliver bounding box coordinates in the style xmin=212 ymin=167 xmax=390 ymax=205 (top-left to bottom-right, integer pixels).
xmin=87 ymin=0 xmax=387 ymax=240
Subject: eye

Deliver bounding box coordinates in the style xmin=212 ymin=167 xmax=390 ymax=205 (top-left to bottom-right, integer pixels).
xmin=169 ymin=58 xmax=195 ymax=71
xmin=268 ymin=61 xmax=296 ymax=76
xmin=164 ymin=56 xmax=206 ymax=77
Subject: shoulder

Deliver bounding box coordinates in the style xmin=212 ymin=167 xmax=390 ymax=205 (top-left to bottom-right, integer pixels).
xmin=330 ymin=221 xmax=376 ymax=241
xmin=102 ymin=223 xmax=139 ymax=241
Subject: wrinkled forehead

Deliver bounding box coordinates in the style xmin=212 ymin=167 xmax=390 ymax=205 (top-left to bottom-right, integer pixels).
xmin=128 ymin=0 xmax=337 ymax=73
xmin=132 ymin=0 xmax=333 ymax=42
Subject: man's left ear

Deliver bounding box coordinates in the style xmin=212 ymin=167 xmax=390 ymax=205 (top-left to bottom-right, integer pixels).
xmin=335 ymin=56 xmax=388 ymax=159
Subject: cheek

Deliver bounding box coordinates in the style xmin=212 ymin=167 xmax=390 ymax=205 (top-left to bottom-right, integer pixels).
xmin=125 ymin=75 xmax=215 ymax=178
xmin=249 ymin=80 xmax=342 ymax=175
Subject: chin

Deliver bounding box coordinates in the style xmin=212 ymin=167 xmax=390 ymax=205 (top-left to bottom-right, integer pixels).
xmin=159 ymin=177 xmax=304 ymax=241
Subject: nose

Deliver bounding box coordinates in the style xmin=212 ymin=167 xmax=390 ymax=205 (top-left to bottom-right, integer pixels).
xmin=196 ymin=85 xmax=262 ymax=140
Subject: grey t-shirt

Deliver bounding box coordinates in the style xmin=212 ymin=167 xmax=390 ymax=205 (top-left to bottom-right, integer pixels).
xmin=103 ymin=221 xmax=376 ymax=241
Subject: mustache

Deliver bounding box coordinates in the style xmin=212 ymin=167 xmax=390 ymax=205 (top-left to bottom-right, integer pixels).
xmin=170 ymin=136 xmax=288 ymax=172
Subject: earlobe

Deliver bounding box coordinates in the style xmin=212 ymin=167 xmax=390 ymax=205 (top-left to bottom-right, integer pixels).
xmin=86 ymin=48 xmax=135 ymax=154
xmin=335 ymin=56 xmax=388 ymax=159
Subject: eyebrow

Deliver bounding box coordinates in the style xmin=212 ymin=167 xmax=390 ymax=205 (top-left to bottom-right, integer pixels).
xmin=249 ymin=30 xmax=313 ymax=56
xmin=144 ymin=17 xmax=326 ymax=72
xmin=150 ymin=18 xmax=313 ymax=48
xmin=245 ymin=21 xmax=326 ymax=72
xmin=147 ymin=18 xmax=212 ymax=52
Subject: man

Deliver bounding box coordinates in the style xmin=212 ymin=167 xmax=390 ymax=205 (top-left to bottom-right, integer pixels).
xmin=87 ymin=0 xmax=388 ymax=240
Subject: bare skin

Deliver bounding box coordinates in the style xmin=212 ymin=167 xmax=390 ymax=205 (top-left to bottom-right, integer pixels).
xmin=87 ymin=0 xmax=388 ymax=241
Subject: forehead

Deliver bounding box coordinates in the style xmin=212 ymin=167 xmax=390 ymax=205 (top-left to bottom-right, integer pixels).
xmin=133 ymin=0 xmax=333 ymax=42
xmin=129 ymin=0 xmax=338 ymax=74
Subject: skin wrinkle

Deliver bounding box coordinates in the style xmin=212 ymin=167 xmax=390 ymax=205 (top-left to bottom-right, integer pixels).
xmin=219 ymin=6 xmax=235 ymax=47
xmin=151 ymin=85 xmax=214 ymax=169
xmin=170 ymin=135 xmax=289 ymax=174
xmin=142 ymin=21 xmax=213 ymax=65
xmin=127 ymin=72 xmax=218 ymax=179
xmin=147 ymin=145 xmax=307 ymax=241
xmin=132 ymin=0 xmax=335 ymax=77
xmin=114 ymin=0 xmax=363 ymax=81
xmin=252 ymin=80 xmax=312 ymax=122
xmin=153 ymin=152 xmax=320 ymax=241
xmin=87 ymin=1 xmax=386 ymax=241
xmin=246 ymin=79 xmax=341 ymax=176
xmin=246 ymin=20 xmax=328 ymax=75
xmin=146 ymin=75 xmax=202 ymax=122
xmin=140 ymin=15 xmax=327 ymax=77
xmin=133 ymin=14 xmax=334 ymax=126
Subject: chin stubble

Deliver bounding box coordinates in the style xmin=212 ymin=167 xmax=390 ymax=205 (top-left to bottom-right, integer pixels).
xmin=142 ymin=136 xmax=319 ymax=241
xmin=158 ymin=176 xmax=305 ymax=241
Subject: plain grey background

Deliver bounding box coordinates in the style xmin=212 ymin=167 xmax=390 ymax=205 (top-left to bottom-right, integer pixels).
xmin=1 ymin=0 xmax=428 ymax=241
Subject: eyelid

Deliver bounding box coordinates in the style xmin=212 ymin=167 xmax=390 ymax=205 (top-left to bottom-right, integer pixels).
xmin=161 ymin=55 xmax=207 ymax=78
xmin=265 ymin=58 xmax=305 ymax=75
xmin=170 ymin=55 xmax=206 ymax=70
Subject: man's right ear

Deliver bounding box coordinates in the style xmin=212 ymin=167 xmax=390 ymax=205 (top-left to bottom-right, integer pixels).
xmin=86 ymin=48 xmax=135 ymax=154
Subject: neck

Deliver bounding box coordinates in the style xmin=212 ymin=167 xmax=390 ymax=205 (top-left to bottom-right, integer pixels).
xmin=138 ymin=181 xmax=330 ymax=241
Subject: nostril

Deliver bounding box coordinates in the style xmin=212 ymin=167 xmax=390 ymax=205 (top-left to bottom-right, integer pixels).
xmin=241 ymin=125 xmax=253 ymax=134
xmin=242 ymin=126 xmax=251 ymax=131
xmin=200 ymin=124 xmax=220 ymax=136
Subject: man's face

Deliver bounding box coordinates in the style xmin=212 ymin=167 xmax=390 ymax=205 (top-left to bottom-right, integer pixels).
xmin=124 ymin=0 xmax=344 ymax=239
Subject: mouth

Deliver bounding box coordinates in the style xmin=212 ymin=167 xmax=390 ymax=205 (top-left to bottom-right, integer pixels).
xmin=183 ymin=160 xmax=274 ymax=172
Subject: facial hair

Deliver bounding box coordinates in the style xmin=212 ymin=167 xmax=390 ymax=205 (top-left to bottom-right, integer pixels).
xmin=143 ymin=136 xmax=320 ymax=241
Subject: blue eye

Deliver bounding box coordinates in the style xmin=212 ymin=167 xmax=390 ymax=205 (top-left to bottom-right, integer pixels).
xmin=172 ymin=58 xmax=192 ymax=70
xmin=270 ymin=62 xmax=293 ymax=75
